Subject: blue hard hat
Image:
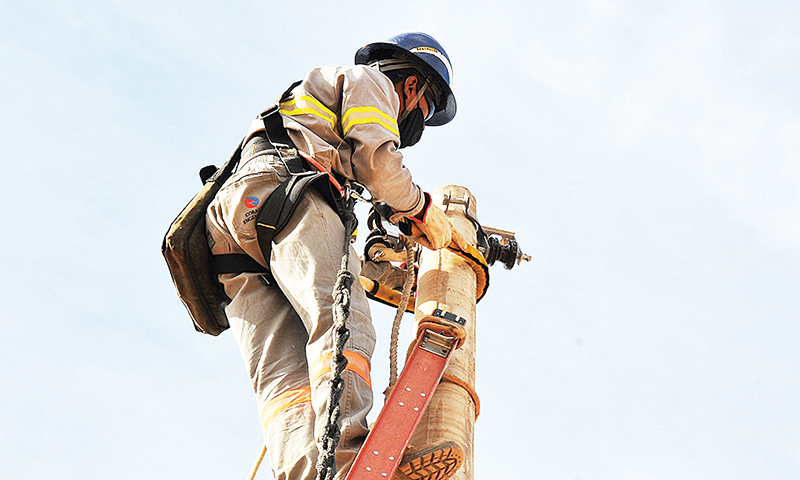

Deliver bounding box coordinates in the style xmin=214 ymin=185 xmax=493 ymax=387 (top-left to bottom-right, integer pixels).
xmin=355 ymin=32 xmax=456 ymax=126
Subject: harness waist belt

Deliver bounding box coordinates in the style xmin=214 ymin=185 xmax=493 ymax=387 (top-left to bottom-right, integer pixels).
xmin=211 ymin=254 xmax=270 ymax=275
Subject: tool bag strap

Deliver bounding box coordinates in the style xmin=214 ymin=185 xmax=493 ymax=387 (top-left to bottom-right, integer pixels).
xmin=161 ymin=140 xmax=245 ymax=336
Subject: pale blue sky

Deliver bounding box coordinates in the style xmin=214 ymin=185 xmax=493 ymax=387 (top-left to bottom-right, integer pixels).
xmin=1 ymin=1 xmax=798 ymax=479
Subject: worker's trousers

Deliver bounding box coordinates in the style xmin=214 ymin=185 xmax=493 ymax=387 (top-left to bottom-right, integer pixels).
xmin=207 ymin=145 xmax=376 ymax=480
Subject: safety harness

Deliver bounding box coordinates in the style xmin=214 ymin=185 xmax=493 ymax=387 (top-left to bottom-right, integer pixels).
xmin=211 ymin=89 xmax=352 ymax=285
xmin=162 ymin=81 xmax=356 ymax=336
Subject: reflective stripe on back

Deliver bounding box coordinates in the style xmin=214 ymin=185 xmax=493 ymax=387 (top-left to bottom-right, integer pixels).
xmin=279 ymin=95 xmax=338 ymax=130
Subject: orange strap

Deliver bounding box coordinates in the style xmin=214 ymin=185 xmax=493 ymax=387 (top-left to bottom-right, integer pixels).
xmin=445 ymin=235 xmax=490 ymax=302
xmin=309 ymin=350 xmax=372 ymax=388
xmin=259 ymin=387 xmax=311 ymax=429
xmin=440 ymin=373 xmax=481 ymax=420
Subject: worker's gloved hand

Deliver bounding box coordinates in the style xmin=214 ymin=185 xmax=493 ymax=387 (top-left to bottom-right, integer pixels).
xmin=413 ymin=204 xmax=452 ymax=250
xmin=391 ymin=192 xmax=452 ymax=250
xmin=361 ymin=259 xmax=409 ymax=290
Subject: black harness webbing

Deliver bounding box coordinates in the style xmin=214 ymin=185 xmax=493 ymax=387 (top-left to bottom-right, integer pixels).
xmin=213 ymin=83 xmax=358 ymax=478
xmin=259 ymin=82 xmax=296 ymax=149
xmin=211 ymin=254 xmax=269 ymax=275
xmin=254 ymin=169 xmax=335 ymax=277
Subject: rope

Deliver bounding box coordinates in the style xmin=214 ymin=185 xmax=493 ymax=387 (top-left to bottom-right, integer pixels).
xmin=247 ymin=445 xmax=267 ymax=480
xmin=388 ymin=237 xmax=416 ymax=387
xmin=316 ymin=192 xmax=357 ymax=480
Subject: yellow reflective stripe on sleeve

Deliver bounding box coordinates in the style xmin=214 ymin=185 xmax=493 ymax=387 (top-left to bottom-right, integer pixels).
xmin=309 ymin=350 xmax=372 ymax=388
xmin=279 ymin=96 xmax=337 ymax=130
xmin=259 ymin=387 xmax=311 ymax=429
xmin=342 ymin=106 xmax=399 ymax=137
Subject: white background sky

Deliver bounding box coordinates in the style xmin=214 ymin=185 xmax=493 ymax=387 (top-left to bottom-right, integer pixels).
xmin=1 ymin=1 xmax=798 ymax=479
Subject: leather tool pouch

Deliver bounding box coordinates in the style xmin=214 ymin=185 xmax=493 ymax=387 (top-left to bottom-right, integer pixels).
xmin=161 ymin=144 xmax=242 ymax=335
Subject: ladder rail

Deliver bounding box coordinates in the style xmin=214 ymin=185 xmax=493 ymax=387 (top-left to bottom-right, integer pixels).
xmin=345 ymin=329 xmax=458 ymax=480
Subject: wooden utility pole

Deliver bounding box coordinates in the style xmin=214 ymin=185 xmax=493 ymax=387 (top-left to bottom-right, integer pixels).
xmin=405 ymin=185 xmax=480 ymax=480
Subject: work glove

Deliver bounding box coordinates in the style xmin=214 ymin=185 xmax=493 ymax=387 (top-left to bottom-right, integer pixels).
xmin=361 ymin=259 xmax=413 ymax=290
xmin=391 ymin=192 xmax=452 ymax=250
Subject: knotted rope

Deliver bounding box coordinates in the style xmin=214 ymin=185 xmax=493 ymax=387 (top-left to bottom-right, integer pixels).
xmin=316 ymin=191 xmax=358 ymax=480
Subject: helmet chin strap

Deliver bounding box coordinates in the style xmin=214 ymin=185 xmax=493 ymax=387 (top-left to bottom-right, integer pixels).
xmin=399 ymin=82 xmax=429 ymax=122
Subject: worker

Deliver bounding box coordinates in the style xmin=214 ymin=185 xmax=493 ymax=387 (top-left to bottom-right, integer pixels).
xmin=205 ymin=32 xmax=457 ymax=480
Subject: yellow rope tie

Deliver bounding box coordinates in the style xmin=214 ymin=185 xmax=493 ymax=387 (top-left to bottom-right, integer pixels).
xmin=247 ymin=445 xmax=267 ymax=480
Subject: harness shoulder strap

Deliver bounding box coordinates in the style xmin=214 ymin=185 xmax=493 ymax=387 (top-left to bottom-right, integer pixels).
xmin=259 ymin=80 xmax=301 ymax=150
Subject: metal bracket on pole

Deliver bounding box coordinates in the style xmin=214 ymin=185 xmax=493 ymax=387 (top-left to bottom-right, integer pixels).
xmin=442 ymin=192 xmax=481 ymax=231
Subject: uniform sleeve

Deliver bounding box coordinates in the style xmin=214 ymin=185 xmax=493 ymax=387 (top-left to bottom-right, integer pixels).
xmin=339 ymin=66 xmax=424 ymax=216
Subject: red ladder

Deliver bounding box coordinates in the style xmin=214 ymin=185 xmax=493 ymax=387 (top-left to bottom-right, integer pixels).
xmin=345 ymin=321 xmax=461 ymax=480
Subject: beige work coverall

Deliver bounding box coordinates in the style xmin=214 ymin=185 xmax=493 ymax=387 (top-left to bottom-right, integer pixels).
xmin=206 ymin=65 xmax=426 ymax=480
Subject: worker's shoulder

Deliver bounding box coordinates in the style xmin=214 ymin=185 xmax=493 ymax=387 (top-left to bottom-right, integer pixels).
xmin=304 ymin=64 xmax=393 ymax=91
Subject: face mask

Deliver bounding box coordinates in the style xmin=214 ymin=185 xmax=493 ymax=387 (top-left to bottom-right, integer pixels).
xmin=398 ymin=107 xmax=425 ymax=148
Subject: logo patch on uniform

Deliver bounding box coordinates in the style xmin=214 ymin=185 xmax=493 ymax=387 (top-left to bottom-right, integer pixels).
xmin=244 ymin=196 xmax=260 ymax=208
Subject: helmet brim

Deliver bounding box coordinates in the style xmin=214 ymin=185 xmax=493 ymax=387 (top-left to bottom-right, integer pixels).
xmin=355 ymin=42 xmax=456 ymax=126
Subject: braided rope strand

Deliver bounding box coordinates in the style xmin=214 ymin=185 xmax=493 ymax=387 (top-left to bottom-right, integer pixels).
xmin=316 ymin=196 xmax=357 ymax=480
xmin=389 ymin=237 xmax=416 ymax=387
